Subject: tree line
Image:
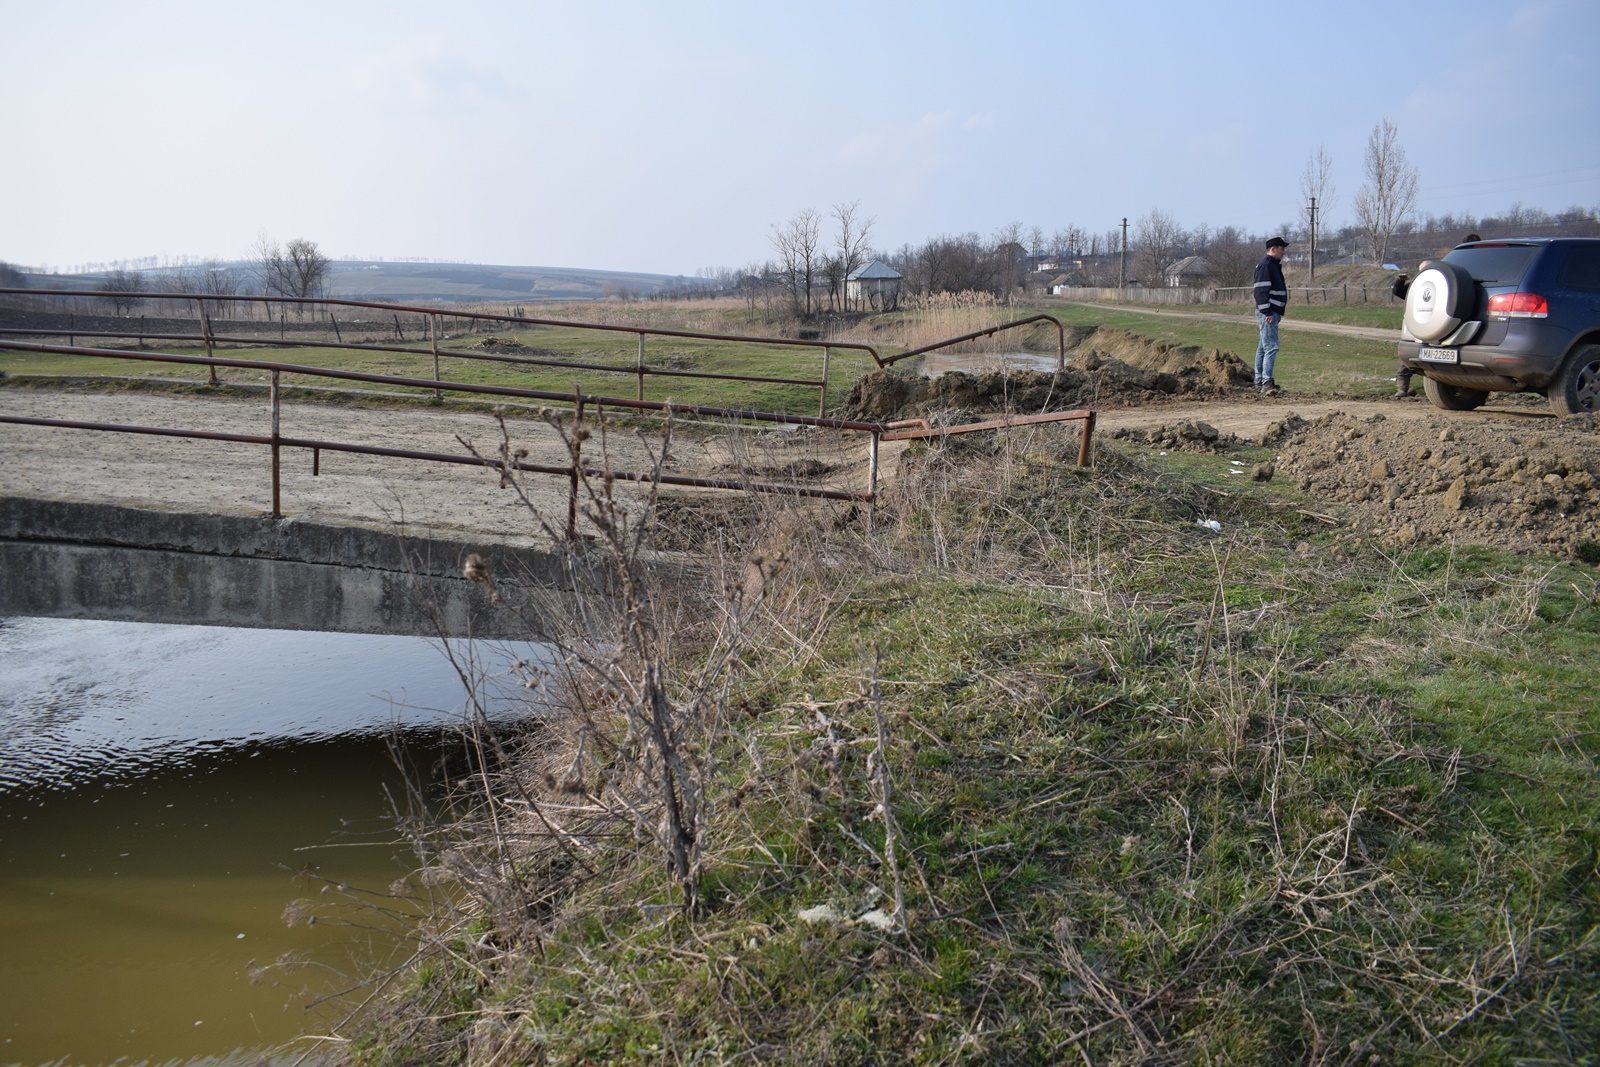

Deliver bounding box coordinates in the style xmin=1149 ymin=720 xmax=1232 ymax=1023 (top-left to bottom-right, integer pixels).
xmin=76 ymin=235 xmax=333 ymax=316
xmin=689 ymin=118 xmax=1597 ymax=315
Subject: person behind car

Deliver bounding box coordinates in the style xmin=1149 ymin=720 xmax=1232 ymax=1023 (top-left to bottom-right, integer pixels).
xmin=1253 ymin=237 xmax=1289 ymax=392
xmin=1391 ymin=234 xmax=1481 ymax=396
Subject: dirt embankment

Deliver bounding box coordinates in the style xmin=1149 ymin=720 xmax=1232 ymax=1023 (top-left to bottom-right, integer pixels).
xmin=840 ymin=326 xmax=1600 ymax=560
xmin=1264 ymin=410 xmax=1600 ymax=557
xmin=838 ymin=328 xmax=1254 ymax=419
xmin=1110 ymin=407 xmax=1600 ymax=559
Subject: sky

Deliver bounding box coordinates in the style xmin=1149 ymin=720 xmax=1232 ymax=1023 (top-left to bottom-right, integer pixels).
xmin=3 ymin=0 xmax=1598 ymax=276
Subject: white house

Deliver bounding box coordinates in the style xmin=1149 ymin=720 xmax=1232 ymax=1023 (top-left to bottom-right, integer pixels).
xmin=846 ymin=260 xmax=903 ymax=310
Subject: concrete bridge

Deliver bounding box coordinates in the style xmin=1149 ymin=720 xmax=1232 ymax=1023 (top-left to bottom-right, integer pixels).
xmin=0 ymin=496 xmax=567 ymax=639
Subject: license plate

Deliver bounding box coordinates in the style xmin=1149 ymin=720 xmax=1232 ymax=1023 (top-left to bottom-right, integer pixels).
xmin=1418 ymin=346 xmax=1459 ymax=364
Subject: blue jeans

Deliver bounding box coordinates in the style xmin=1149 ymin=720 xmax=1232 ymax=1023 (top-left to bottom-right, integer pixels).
xmin=1254 ymin=312 xmax=1279 ymax=384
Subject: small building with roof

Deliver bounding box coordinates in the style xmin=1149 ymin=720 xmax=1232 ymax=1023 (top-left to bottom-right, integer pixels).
xmin=1164 ymin=255 xmax=1210 ymax=287
xmin=846 ymin=260 xmax=903 ymax=310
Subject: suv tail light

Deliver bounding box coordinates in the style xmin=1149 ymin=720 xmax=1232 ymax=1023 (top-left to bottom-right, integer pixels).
xmin=1488 ymin=292 xmax=1549 ymax=318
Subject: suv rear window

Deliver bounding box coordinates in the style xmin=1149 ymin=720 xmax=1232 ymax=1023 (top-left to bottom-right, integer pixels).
xmin=1557 ymin=245 xmax=1600 ymax=293
xmin=1442 ymin=244 xmax=1541 ymax=286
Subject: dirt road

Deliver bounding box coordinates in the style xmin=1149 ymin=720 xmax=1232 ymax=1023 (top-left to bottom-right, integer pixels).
xmin=1063 ymin=301 xmax=1398 ymax=341
xmin=3 ymin=384 xmax=1597 ymax=558
xmin=0 ymin=388 xmax=874 ymax=544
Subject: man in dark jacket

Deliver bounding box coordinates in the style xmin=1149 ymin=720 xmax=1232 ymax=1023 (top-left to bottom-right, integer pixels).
xmin=1253 ymin=237 xmax=1289 ymax=392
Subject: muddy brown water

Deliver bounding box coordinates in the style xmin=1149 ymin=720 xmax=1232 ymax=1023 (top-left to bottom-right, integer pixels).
xmin=0 ymin=616 xmax=543 ymax=1066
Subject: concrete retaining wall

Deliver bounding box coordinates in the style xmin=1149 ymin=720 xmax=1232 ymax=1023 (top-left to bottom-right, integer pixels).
xmin=0 ymin=497 xmax=569 ymax=638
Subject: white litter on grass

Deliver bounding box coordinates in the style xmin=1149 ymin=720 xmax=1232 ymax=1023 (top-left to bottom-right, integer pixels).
xmin=798 ymin=902 xmax=898 ymax=931
xmin=1195 ymin=519 xmax=1222 ymax=532
xmin=798 ymin=904 xmax=845 ymax=924
xmin=858 ymin=909 xmax=897 ymax=931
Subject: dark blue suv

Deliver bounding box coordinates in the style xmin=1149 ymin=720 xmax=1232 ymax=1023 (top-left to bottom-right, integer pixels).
xmin=1397 ymin=237 xmax=1600 ymax=416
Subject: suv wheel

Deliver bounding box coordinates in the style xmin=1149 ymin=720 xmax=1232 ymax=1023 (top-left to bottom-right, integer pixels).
xmin=1403 ymin=262 xmax=1477 ymax=343
xmin=1423 ymin=375 xmax=1489 ymax=411
xmin=1548 ymin=343 xmax=1600 ymax=417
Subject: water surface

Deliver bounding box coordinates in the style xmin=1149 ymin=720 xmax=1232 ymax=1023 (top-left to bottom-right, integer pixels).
xmin=0 ymin=617 xmax=541 ymax=1066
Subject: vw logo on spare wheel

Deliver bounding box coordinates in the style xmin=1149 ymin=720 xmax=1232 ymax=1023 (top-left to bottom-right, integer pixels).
xmin=1419 ymin=285 xmax=1434 ymax=305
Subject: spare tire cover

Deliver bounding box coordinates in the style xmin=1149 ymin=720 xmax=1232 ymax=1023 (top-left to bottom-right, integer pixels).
xmin=1403 ymin=262 xmax=1476 ymax=343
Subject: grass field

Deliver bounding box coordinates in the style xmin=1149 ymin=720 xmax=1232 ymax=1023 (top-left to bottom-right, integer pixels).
xmin=0 ymin=296 xmax=1405 ymax=410
xmin=352 ymin=428 xmax=1600 ymax=1065
xmin=0 ymin=325 xmax=885 ymax=417
xmin=1037 ymin=301 xmax=1402 ymax=395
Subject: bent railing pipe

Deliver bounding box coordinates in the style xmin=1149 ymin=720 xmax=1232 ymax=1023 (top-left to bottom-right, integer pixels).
xmin=877 ymin=313 xmax=1067 ymax=370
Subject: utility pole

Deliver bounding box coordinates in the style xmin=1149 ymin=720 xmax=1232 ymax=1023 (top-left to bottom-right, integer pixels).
xmin=1309 ymin=197 xmax=1318 ymax=281
xmin=1118 ymin=217 xmax=1128 ymax=291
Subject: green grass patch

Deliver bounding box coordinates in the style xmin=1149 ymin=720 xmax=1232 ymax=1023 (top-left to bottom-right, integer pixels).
xmin=356 ymin=434 xmax=1600 ymax=1064
xmin=1033 ymin=299 xmax=1399 ymax=396
xmin=0 ymin=326 xmax=884 ymax=417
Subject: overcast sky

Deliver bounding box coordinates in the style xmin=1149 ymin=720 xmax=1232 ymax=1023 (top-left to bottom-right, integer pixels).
xmin=3 ymin=0 xmax=1597 ymax=276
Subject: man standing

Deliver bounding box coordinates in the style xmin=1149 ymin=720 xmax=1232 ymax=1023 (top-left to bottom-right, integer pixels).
xmin=1253 ymin=237 xmax=1289 ymax=392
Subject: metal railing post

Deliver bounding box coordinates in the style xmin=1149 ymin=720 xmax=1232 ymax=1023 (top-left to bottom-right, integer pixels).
xmin=819 ymin=346 xmax=831 ymax=417
xmin=195 ymin=298 xmax=218 ymax=386
xmin=1077 ymin=411 xmax=1095 ymax=467
xmin=270 ymin=369 xmax=282 ymax=517
xmin=1054 ymin=320 xmax=1066 ymax=371
xmin=430 ymin=314 xmax=441 ymax=401
xmin=636 ymin=333 xmax=645 ymax=401
xmin=568 ymin=390 xmax=585 ymax=541
xmin=868 ymin=431 xmax=880 ymax=530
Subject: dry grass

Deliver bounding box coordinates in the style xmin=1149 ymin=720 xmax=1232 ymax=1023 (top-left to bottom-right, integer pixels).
xmin=341 ymin=418 xmax=1600 ymax=1065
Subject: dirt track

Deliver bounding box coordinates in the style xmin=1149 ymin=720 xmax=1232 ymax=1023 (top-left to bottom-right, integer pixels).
xmin=0 ymin=387 xmax=886 ymax=545
xmin=1062 ymin=301 xmax=1398 ymax=341
xmin=3 ymin=380 xmax=1598 ymax=558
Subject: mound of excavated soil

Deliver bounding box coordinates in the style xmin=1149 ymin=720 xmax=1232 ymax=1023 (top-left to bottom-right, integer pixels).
xmin=839 ymin=329 xmax=1254 ymax=420
xmin=1108 ymin=420 xmax=1241 ymax=454
xmin=1260 ymin=411 xmax=1600 ymax=558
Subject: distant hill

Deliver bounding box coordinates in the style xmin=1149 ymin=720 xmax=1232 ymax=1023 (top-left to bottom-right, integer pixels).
xmin=11 ymin=260 xmax=692 ymax=304
xmin=325 ymin=261 xmax=688 ymax=303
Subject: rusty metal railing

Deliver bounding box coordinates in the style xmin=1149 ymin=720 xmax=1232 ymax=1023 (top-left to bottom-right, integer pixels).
xmin=877 ymin=314 xmax=1068 ymax=369
xmin=0 ymin=305 xmax=1097 ymax=536
xmin=0 ymin=289 xmax=888 ymax=417
xmin=0 ymin=291 xmax=1074 ymax=400
xmin=0 ymin=338 xmax=894 ymax=538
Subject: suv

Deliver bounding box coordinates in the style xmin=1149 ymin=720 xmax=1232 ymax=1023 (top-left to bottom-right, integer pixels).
xmin=1397 ymin=237 xmax=1600 ymax=416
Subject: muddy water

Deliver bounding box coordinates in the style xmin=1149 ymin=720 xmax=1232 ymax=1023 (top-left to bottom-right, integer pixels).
xmin=0 ymin=617 xmax=542 ymax=1066
xmin=917 ymin=350 xmax=1063 ymax=376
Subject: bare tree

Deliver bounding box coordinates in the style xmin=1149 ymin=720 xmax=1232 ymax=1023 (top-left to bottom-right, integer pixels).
xmin=97 ymin=268 xmax=145 ymax=315
xmin=1205 ymin=225 xmax=1260 ymax=288
xmin=770 ymin=209 xmax=822 ymax=317
xmin=1136 ymin=208 xmax=1182 ymax=286
xmin=993 ymin=221 xmax=1027 ymax=302
xmin=832 ymin=200 xmax=874 ymax=311
xmin=1298 ymin=145 xmax=1337 ymax=237
xmin=252 ymin=233 xmax=331 ymax=309
xmin=1353 ymin=119 xmax=1418 ymax=266
xmin=0 ymin=261 xmax=26 ymax=289
xmin=280 ymin=238 xmax=330 ymax=299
